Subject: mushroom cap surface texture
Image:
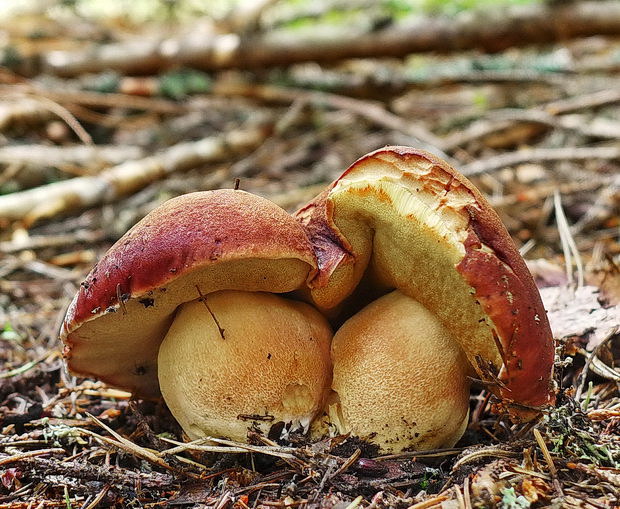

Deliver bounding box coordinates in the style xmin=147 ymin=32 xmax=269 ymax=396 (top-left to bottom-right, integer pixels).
xmin=158 ymin=290 xmax=333 ymax=442
xmin=295 ymin=146 xmax=554 ymax=414
xmin=60 ymin=190 xmax=317 ymax=398
xmin=329 ymin=290 xmax=470 ymax=452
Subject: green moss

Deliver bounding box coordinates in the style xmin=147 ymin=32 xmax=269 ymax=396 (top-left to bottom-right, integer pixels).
xmin=159 ymin=69 xmax=212 ymax=99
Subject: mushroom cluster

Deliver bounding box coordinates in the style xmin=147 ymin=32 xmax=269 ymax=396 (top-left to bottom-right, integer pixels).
xmin=60 ymin=147 xmax=554 ymax=452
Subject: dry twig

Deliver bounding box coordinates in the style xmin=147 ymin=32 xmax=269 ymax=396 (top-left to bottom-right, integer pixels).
xmin=38 ymin=2 xmax=620 ymax=77
xmin=0 ymin=125 xmax=269 ymax=226
xmin=461 ymin=146 xmax=620 ymax=176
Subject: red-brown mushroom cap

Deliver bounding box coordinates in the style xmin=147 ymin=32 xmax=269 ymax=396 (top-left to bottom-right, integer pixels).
xmin=295 ymin=146 xmax=555 ymax=415
xmin=60 ymin=189 xmax=317 ymax=398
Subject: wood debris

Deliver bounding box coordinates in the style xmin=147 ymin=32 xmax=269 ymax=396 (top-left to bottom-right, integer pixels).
xmin=1 ymin=1 xmax=619 ymax=507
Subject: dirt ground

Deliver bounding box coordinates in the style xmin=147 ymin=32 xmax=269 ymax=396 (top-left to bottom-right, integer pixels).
xmin=0 ymin=2 xmax=620 ymax=507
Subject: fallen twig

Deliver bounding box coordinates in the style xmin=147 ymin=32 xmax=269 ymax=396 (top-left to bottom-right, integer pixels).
xmin=490 ymin=179 xmax=610 ymax=208
xmin=0 ymin=448 xmax=65 ymax=466
xmin=375 ymin=446 xmax=465 ymax=461
xmin=409 ymin=496 xmax=449 ymax=509
xmin=0 ymin=125 xmax=270 ymax=226
xmin=0 ymin=145 xmax=144 ymax=171
xmin=533 ymin=428 xmax=564 ymax=498
xmin=554 ymin=190 xmax=584 ymax=288
xmin=14 ymin=455 xmax=175 ymax=489
xmin=460 ymin=146 xmax=620 ymax=176
xmin=452 ymin=447 xmax=519 ymax=471
xmin=37 ymin=2 xmax=620 ymax=77
xmin=80 ymin=484 xmax=110 ymax=509
xmin=79 ymin=414 xmax=202 ymax=478
xmin=0 ymin=230 xmax=105 ymax=254
xmin=443 ymin=110 xmax=620 ymax=150
xmin=0 ymin=91 xmax=92 ymax=144
xmin=160 ymin=436 xmax=304 ymax=464
xmin=544 ymin=89 xmax=620 ymax=115
xmin=0 ymin=84 xmax=186 ymax=115
xmin=0 ymin=352 xmax=59 ymax=379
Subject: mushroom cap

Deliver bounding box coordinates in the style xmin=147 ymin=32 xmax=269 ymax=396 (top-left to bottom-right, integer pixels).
xmin=296 ymin=146 xmax=554 ymax=415
xmin=60 ymin=190 xmax=317 ymax=398
xmin=329 ymin=290 xmax=470 ymax=452
xmin=158 ymin=290 xmax=333 ymax=441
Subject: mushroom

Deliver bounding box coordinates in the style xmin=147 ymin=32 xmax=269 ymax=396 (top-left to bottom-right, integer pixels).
xmin=296 ymin=147 xmax=555 ymax=424
xmin=158 ymin=290 xmax=332 ymax=441
xmin=60 ymin=146 xmax=554 ymax=450
xmin=327 ymin=290 xmax=470 ymax=452
xmin=60 ymin=190 xmax=332 ymax=439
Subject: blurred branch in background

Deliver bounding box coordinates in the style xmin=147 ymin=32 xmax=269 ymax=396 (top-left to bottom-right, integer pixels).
xmin=0 ymin=125 xmax=269 ymax=225
xmin=2 ymin=1 xmax=618 ymax=76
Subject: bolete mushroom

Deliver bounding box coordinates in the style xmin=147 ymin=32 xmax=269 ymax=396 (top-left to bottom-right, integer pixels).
xmin=60 ymin=146 xmax=554 ymax=451
xmin=60 ymin=190 xmax=332 ymax=439
xmin=158 ymin=290 xmax=332 ymax=442
xmin=327 ymin=290 xmax=470 ymax=452
xmin=296 ymin=146 xmax=554 ymax=425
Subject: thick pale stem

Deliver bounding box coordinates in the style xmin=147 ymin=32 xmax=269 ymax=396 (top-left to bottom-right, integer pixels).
xmin=157 ymin=290 xmax=333 ymax=442
xmin=324 ymin=290 xmax=470 ymax=452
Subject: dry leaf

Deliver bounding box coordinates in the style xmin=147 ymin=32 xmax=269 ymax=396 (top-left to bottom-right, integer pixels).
xmin=539 ymin=285 xmax=620 ymax=350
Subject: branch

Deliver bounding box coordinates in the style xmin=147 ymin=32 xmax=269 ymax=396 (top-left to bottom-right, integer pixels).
xmin=460 ymin=146 xmax=620 ymax=176
xmin=0 ymin=126 xmax=270 ymax=226
xmin=0 ymin=144 xmax=144 ymax=169
xmin=40 ymin=2 xmax=620 ymax=77
xmin=543 ymin=89 xmax=620 ymax=115
xmin=443 ymin=110 xmax=620 ymax=151
xmin=15 ymin=455 xmax=174 ymax=489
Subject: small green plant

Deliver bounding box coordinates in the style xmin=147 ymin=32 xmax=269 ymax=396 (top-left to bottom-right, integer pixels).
xmin=1 ymin=322 xmax=23 ymax=343
xmin=159 ymin=69 xmax=212 ymax=99
xmin=64 ymin=486 xmax=73 ymax=509
xmin=42 ymin=421 xmax=88 ymax=447
xmin=417 ymin=468 xmax=440 ymax=492
xmin=499 ymin=487 xmax=530 ymax=509
xmin=545 ymin=405 xmax=619 ymax=468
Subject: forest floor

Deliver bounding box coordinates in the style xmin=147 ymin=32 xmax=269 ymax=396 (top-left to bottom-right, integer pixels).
xmin=0 ymin=2 xmax=620 ymax=508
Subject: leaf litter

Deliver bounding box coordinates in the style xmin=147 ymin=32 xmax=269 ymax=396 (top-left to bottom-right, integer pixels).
xmin=0 ymin=2 xmax=620 ymax=507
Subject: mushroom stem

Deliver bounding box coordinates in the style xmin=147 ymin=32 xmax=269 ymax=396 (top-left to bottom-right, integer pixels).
xmin=157 ymin=290 xmax=333 ymax=442
xmin=324 ymin=290 xmax=471 ymax=452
